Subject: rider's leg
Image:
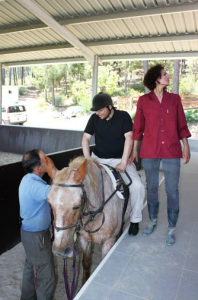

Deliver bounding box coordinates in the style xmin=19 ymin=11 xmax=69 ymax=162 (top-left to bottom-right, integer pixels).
xmin=91 ymin=153 xmax=145 ymax=235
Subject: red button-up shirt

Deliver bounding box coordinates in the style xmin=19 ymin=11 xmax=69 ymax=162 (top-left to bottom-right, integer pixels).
xmin=133 ymin=90 xmax=191 ymax=158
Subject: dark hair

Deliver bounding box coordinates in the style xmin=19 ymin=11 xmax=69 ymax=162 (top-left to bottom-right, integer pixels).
xmin=22 ymin=149 xmax=41 ymax=173
xmin=143 ymin=64 xmax=164 ymax=91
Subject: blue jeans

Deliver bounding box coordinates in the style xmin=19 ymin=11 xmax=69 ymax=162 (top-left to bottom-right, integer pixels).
xmin=143 ymin=158 xmax=180 ymax=210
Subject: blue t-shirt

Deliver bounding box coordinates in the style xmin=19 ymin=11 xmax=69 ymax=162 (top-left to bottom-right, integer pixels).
xmin=19 ymin=173 xmax=51 ymax=232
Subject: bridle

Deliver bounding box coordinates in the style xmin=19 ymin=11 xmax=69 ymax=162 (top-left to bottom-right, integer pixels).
xmin=52 ymin=167 xmax=132 ymax=235
xmin=52 ymin=183 xmax=87 ymax=233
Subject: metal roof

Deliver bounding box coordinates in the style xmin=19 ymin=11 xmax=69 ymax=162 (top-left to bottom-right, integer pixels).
xmin=0 ymin=0 xmax=198 ymax=67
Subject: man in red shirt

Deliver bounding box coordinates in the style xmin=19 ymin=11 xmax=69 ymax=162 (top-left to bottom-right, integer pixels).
xmin=130 ymin=64 xmax=191 ymax=246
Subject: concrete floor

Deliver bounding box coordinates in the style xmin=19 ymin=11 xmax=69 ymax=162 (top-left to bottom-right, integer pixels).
xmin=74 ymin=152 xmax=198 ymax=300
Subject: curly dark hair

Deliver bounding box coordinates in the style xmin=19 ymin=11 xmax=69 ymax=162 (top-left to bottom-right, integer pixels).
xmin=143 ymin=64 xmax=164 ymax=91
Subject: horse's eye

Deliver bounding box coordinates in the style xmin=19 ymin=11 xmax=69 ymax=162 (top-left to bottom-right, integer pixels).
xmin=73 ymin=206 xmax=80 ymax=210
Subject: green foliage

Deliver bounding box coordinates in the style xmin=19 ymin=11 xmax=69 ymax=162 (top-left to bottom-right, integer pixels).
xmin=19 ymin=86 xmax=27 ymax=95
xmin=55 ymin=95 xmax=65 ymax=106
xmin=179 ymin=76 xmax=196 ymax=95
xmin=34 ymin=98 xmax=46 ymax=112
xmin=79 ymin=97 xmax=91 ymax=113
xmin=131 ymin=112 xmax=136 ymax=121
xmin=185 ymin=109 xmax=198 ymax=123
xmin=98 ymin=65 xmax=119 ymax=95
xmin=111 ymin=87 xmax=125 ymax=97
xmin=130 ymin=83 xmax=144 ymax=93
xmin=71 ymin=79 xmax=92 ymax=105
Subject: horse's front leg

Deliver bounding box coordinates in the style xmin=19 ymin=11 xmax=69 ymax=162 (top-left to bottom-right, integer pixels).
xmin=102 ymin=237 xmax=116 ymax=259
xmin=80 ymin=237 xmax=91 ymax=285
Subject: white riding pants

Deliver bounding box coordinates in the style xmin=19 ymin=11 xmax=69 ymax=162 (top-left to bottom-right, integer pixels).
xmin=91 ymin=153 xmax=145 ymax=223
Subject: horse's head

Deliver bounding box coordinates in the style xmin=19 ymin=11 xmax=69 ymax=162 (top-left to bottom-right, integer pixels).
xmin=47 ymin=158 xmax=87 ymax=258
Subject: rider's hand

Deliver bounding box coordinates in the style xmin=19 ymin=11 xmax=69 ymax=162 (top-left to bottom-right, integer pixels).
xmin=115 ymin=162 xmax=127 ymax=172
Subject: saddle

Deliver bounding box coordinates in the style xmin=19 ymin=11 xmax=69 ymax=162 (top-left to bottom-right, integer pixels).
xmin=100 ymin=164 xmax=132 ymax=199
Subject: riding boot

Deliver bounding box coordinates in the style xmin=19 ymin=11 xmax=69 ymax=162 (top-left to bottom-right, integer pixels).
xmin=143 ymin=203 xmax=159 ymax=236
xmin=165 ymin=208 xmax=179 ymax=246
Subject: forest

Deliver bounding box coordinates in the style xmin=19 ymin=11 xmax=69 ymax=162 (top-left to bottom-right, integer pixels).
xmin=2 ymin=59 xmax=198 ymax=113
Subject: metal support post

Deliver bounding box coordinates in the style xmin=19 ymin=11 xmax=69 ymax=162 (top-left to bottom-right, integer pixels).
xmin=0 ymin=62 xmax=2 ymax=124
xmin=91 ymin=55 xmax=98 ymax=104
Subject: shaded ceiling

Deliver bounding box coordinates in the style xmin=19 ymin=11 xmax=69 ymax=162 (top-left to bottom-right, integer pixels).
xmin=0 ymin=0 xmax=198 ymax=67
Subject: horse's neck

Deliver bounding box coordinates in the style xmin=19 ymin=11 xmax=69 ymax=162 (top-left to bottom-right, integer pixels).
xmin=85 ymin=168 xmax=114 ymax=209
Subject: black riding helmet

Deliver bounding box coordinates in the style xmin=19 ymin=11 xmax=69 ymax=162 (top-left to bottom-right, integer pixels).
xmin=90 ymin=93 xmax=113 ymax=111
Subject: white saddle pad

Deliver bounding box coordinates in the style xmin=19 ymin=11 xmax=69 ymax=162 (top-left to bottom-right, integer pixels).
xmin=100 ymin=164 xmax=130 ymax=200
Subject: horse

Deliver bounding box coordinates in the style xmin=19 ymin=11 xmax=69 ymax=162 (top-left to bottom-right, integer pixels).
xmin=46 ymin=156 xmax=131 ymax=284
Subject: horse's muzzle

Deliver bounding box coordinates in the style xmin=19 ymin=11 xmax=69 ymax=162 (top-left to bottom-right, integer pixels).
xmin=52 ymin=245 xmax=73 ymax=258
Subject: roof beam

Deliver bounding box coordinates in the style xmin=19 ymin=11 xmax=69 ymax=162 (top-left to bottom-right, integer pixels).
xmin=2 ymin=51 xmax=198 ymax=67
xmin=1 ymin=2 xmax=198 ymax=35
xmin=16 ymin=0 xmax=97 ymax=66
xmin=0 ymin=34 xmax=197 ymax=55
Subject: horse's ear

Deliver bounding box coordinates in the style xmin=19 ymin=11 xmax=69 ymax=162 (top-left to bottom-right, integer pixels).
xmin=74 ymin=159 xmax=87 ymax=183
xmin=45 ymin=156 xmax=58 ymax=179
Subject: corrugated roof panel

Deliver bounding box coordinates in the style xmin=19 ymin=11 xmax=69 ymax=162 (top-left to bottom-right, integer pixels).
xmin=94 ymin=21 xmax=118 ymax=39
xmin=122 ymin=44 xmax=137 ymax=53
xmin=129 ymin=17 xmax=150 ymax=37
xmin=180 ymin=41 xmax=191 ymax=52
xmin=190 ymin=40 xmax=198 ymax=51
xmin=44 ymin=0 xmax=80 ymax=18
xmin=124 ymin=18 xmax=142 ymax=37
xmin=140 ymin=16 xmax=160 ymax=36
xmin=41 ymin=28 xmax=66 ymax=43
xmin=104 ymin=20 xmax=127 ymax=38
xmin=140 ymin=43 xmax=153 ymax=53
xmin=163 ymin=41 xmax=175 ymax=52
xmin=132 ymin=0 xmax=149 ymax=9
xmin=115 ymin=19 xmax=133 ymax=37
xmin=36 ymin=0 xmax=67 ymax=19
xmin=27 ymin=28 xmax=61 ymax=44
xmin=66 ymin=24 xmax=87 ymax=40
xmin=151 ymin=15 xmax=168 ymax=36
xmin=173 ymin=13 xmax=187 ymax=34
xmin=162 ymin=14 xmax=177 ymax=35
xmin=72 ymin=24 xmax=94 ymax=40
xmin=1 ymin=0 xmax=36 ymax=24
xmin=79 ymin=23 xmax=102 ymax=40
xmin=0 ymin=1 xmax=36 ymax=26
xmin=88 ymin=22 xmax=111 ymax=40
xmin=183 ymin=11 xmax=198 ymax=33
xmin=131 ymin=44 xmax=145 ymax=53
xmin=119 ymin=0 xmax=136 ymax=10
xmin=89 ymin=46 xmax=104 ymax=55
xmin=0 ymin=4 xmax=27 ymax=25
xmin=96 ymin=45 xmax=113 ymax=55
xmin=172 ymin=41 xmax=183 ymax=52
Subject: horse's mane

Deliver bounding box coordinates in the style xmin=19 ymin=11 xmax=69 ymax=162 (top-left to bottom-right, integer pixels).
xmin=69 ymin=156 xmax=100 ymax=194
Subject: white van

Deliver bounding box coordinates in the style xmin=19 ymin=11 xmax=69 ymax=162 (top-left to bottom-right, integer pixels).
xmin=2 ymin=103 xmax=27 ymax=125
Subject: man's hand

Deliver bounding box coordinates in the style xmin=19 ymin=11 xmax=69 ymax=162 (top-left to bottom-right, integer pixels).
xmin=116 ymin=161 xmax=127 ymax=172
xmin=45 ymin=157 xmax=58 ymax=179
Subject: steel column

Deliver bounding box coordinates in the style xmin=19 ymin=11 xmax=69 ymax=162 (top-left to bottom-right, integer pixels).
xmin=92 ymin=55 xmax=99 ymax=102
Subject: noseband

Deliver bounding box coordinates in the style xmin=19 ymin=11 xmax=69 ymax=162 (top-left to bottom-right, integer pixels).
xmin=52 ymin=183 xmax=87 ymax=232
